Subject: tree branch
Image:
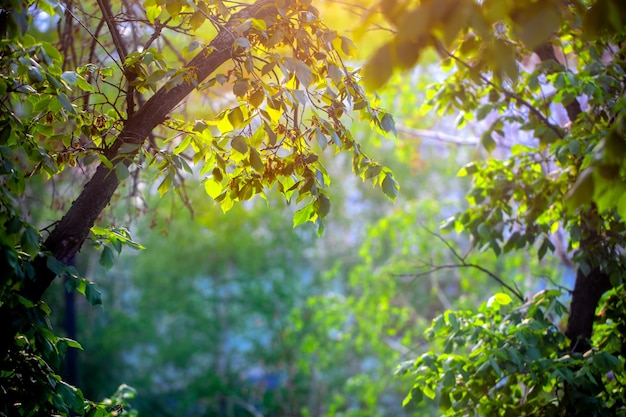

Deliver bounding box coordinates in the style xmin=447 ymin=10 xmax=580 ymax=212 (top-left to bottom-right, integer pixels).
xmin=96 ymin=0 xmax=136 ymax=116
xmin=24 ymin=0 xmax=277 ymax=302
xmin=397 ymin=125 xmax=479 ymax=146
xmin=397 ymin=227 xmax=525 ymax=302
xmin=438 ymin=43 xmax=564 ymax=141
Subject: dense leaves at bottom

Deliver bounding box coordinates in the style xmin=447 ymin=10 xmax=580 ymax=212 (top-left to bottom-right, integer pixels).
xmin=0 ymin=261 xmax=135 ymax=416
xmin=400 ymin=288 xmax=626 ymax=416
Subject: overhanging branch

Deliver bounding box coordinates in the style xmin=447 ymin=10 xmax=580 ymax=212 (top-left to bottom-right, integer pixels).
xmin=25 ymin=0 xmax=277 ymax=302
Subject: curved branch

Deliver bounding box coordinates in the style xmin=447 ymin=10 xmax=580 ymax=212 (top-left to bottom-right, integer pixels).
xmin=398 ymin=262 xmax=524 ymax=303
xmin=24 ymin=0 xmax=278 ymax=302
xmin=400 ymin=226 xmax=525 ymax=302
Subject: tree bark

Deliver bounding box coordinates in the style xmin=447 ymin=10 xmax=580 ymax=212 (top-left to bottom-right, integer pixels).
xmin=564 ymin=267 xmax=612 ymax=353
xmin=22 ymin=0 xmax=275 ymax=302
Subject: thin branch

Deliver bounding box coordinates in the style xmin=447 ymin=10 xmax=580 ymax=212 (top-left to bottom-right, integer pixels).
xmin=397 ymin=125 xmax=479 ymax=146
xmin=536 ymin=274 xmax=573 ymax=295
xmin=420 ymin=225 xmax=468 ymax=263
xmin=97 ymin=0 xmax=137 ymax=116
xmin=63 ymin=6 xmax=123 ymax=73
xmin=437 ymin=42 xmax=564 ymax=141
xmin=399 ymin=226 xmax=525 ymax=302
xmin=162 ymin=34 xmax=186 ymax=64
xmin=397 ymin=262 xmax=524 ymax=302
xmin=96 ymin=0 xmax=129 ymax=61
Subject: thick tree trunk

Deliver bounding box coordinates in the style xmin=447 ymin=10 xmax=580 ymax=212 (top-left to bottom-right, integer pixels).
xmin=565 ymin=267 xmax=612 ymax=353
xmin=22 ymin=0 xmax=274 ymax=302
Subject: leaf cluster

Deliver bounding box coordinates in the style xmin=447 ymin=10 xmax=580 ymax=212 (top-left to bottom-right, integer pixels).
xmin=400 ymin=290 xmax=626 ymax=416
xmin=142 ymin=0 xmax=400 ymax=233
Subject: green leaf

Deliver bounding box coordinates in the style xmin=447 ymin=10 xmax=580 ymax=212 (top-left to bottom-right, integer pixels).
xmin=422 ymin=384 xmax=436 ymax=400
xmin=476 ymin=104 xmax=492 ymax=121
xmin=118 ymin=142 xmax=141 ymax=154
xmin=364 ymin=164 xmax=382 ymax=179
xmin=327 ymin=64 xmax=343 ymax=84
xmin=75 ymin=74 xmax=93 ymax=91
xmin=190 ymin=10 xmax=206 ymax=30
xmin=41 ymin=41 xmax=62 ymax=64
xmin=115 ymin=163 xmax=130 ymax=181
xmin=487 ymin=292 xmax=512 ymax=308
xmin=564 ymin=168 xmax=594 ymax=212
xmin=340 ymin=36 xmax=357 ymax=57
xmin=457 ymin=162 xmax=478 ymax=177
xmin=57 ymin=93 xmax=76 ymax=115
xmin=60 ymin=71 xmax=78 ymax=85
xmin=28 ymin=66 xmax=44 ymax=83
xmin=442 ymin=370 xmax=456 ymax=388
xmin=47 ymin=256 xmax=65 ymax=275
xmin=330 ymin=130 xmax=342 ymax=148
xmin=381 ymin=173 xmax=399 ymax=201
xmin=316 ymin=194 xmax=331 ymax=218
xmin=538 ymin=237 xmax=555 ymax=260
xmin=61 ymin=338 xmax=83 ymax=350
xmin=204 ymin=179 xmax=222 ymax=199
xmin=233 ymin=79 xmax=249 ymax=97
xmin=228 ymin=107 xmax=245 ymax=128
xmin=85 ymin=282 xmax=103 ymax=306
xmin=86 ymin=405 xmax=107 ymax=417
xmin=293 ymin=203 xmax=315 ymax=227
xmin=146 ymin=5 xmax=162 ymax=23
xmin=402 ymin=391 xmax=413 ymax=407
xmin=380 ymin=113 xmax=397 ymax=135
xmin=174 ymin=136 xmax=192 ymax=154
xmin=99 ymin=246 xmax=115 ymax=270
xmin=234 ymin=37 xmax=251 ymax=50
xmin=231 ymin=135 xmax=248 ymax=153
xmin=411 ymin=387 xmax=424 ymax=404
xmin=295 ymin=60 xmax=313 ymax=87
xmin=513 ymin=2 xmax=561 ymax=50
xmin=166 ymin=0 xmax=182 ymax=17
xmin=20 ymin=226 xmax=40 ymax=257
xmin=249 ymin=148 xmax=264 ymax=172
xmin=56 ymin=381 xmax=85 ymax=412
xmin=17 ymin=295 xmax=35 ymax=308
xmin=481 ymin=131 xmax=496 ymax=153
xmin=249 ymin=88 xmax=265 ymax=107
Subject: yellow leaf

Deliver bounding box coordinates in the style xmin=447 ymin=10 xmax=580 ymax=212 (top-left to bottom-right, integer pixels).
xmin=166 ymin=0 xmax=182 ymax=18
xmin=249 ymin=88 xmax=265 ymax=108
xmin=204 ymin=179 xmax=222 ymax=199
xmin=228 ymin=107 xmax=244 ymax=128
xmin=190 ymin=10 xmax=205 ymax=30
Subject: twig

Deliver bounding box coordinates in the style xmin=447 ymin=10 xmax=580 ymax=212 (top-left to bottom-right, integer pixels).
xmin=96 ymin=0 xmax=136 ymax=116
xmin=397 ymin=125 xmax=479 ymax=146
xmin=63 ymin=5 xmax=123 ymax=73
xmin=437 ymin=42 xmax=564 ymax=141
xmin=398 ymin=226 xmax=525 ymax=302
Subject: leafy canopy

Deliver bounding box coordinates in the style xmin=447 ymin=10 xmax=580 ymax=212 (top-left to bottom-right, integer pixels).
xmin=0 ymin=0 xmax=398 ymax=415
